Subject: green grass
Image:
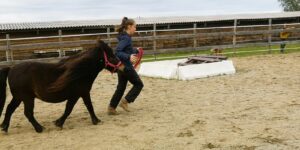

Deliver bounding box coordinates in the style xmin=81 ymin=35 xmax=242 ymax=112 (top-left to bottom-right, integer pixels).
xmin=142 ymin=43 xmax=300 ymax=62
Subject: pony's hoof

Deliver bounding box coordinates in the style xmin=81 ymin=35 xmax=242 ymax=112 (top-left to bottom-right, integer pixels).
xmin=1 ymin=123 xmax=8 ymax=133
xmin=1 ymin=128 xmax=8 ymax=133
xmin=35 ymin=126 xmax=45 ymax=133
xmin=92 ymin=118 xmax=101 ymax=125
xmin=35 ymin=127 xmax=45 ymax=133
xmin=1 ymin=127 xmax=8 ymax=133
xmin=54 ymin=120 xmax=64 ymax=128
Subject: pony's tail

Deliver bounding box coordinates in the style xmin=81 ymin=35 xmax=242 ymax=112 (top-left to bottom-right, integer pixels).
xmin=0 ymin=67 xmax=10 ymax=118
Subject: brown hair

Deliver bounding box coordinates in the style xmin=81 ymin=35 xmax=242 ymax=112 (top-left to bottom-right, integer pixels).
xmin=115 ymin=17 xmax=135 ymax=34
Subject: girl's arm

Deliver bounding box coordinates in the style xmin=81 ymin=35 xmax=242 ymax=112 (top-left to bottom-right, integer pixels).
xmin=116 ymin=37 xmax=131 ymax=61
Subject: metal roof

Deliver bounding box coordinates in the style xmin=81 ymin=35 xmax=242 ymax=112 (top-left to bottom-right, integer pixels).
xmin=1 ymin=11 xmax=300 ymax=31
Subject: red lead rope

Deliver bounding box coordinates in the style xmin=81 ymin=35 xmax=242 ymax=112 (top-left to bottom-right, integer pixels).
xmin=134 ymin=47 xmax=144 ymax=69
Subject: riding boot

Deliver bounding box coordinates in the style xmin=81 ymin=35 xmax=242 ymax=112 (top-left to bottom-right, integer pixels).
xmin=107 ymin=106 xmax=119 ymax=115
xmin=120 ymin=99 xmax=130 ymax=112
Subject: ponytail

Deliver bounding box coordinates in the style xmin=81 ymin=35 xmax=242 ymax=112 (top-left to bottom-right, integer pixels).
xmin=115 ymin=17 xmax=135 ymax=34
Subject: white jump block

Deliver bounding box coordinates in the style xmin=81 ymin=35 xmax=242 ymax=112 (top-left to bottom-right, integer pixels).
xmin=138 ymin=59 xmax=185 ymax=79
xmin=138 ymin=59 xmax=236 ymax=80
xmin=177 ymin=60 xmax=236 ymax=80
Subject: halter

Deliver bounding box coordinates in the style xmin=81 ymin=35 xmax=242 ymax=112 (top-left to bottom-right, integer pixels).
xmin=102 ymin=47 xmax=144 ymax=73
xmin=103 ymin=51 xmax=122 ymax=73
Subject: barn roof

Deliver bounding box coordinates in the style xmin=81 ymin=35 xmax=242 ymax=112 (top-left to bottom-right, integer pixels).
xmin=1 ymin=11 xmax=300 ymax=31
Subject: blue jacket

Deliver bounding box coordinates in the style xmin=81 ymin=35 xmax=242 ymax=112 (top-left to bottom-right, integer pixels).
xmin=115 ymin=32 xmax=138 ymax=71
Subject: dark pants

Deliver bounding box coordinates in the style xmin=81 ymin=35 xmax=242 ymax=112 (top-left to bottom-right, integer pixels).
xmin=109 ymin=69 xmax=144 ymax=108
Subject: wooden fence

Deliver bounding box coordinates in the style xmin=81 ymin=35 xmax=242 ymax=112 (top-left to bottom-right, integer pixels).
xmin=1 ymin=21 xmax=300 ymax=66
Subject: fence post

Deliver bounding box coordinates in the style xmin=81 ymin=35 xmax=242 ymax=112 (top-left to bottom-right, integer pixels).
xmin=6 ymin=34 xmax=13 ymax=63
xmin=233 ymin=19 xmax=237 ymax=55
xmin=193 ymin=23 xmax=197 ymax=54
xmin=153 ymin=23 xmax=157 ymax=60
xmin=268 ymin=18 xmax=272 ymax=53
xmin=58 ymin=30 xmax=65 ymax=57
xmin=107 ymin=27 xmax=111 ymax=47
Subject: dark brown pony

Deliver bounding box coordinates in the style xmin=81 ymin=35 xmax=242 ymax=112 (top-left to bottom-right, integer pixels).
xmin=0 ymin=40 xmax=120 ymax=133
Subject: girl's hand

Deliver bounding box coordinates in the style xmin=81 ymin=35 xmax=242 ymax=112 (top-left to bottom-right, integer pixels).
xmin=130 ymin=54 xmax=138 ymax=64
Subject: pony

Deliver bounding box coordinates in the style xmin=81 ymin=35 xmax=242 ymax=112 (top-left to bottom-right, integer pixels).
xmin=0 ymin=40 xmax=121 ymax=133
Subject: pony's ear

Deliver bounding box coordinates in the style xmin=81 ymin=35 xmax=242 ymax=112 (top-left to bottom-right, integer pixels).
xmin=95 ymin=37 xmax=105 ymax=48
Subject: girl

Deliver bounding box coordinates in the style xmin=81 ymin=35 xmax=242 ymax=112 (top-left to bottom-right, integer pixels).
xmin=108 ymin=17 xmax=144 ymax=115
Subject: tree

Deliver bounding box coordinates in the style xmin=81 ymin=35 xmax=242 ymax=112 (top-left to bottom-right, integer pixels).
xmin=278 ymin=0 xmax=300 ymax=11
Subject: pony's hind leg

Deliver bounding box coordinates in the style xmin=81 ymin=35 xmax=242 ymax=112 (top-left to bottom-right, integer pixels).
xmin=82 ymin=94 xmax=100 ymax=125
xmin=54 ymin=97 xmax=79 ymax=128
xmin=23 ymin=98 xmax=44 ymax=133
xmin=1 ymin=97 xmax=21 ymax=132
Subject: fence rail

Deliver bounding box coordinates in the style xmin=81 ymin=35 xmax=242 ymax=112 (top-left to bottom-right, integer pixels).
xmin=1 ymin=22 xmax=300 ymax=65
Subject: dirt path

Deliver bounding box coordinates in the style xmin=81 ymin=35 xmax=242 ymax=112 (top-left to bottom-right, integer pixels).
xmin=0 ymin=53 xmax=299 ymax=150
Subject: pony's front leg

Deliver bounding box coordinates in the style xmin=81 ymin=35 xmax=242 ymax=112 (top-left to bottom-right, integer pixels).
xmin=54 ymin=97 xmax=79 ymax=128
xmin=23 ymin=98 xmax=45 ymax=133
xmin=82 ymin=94 xmax=101 ymax=125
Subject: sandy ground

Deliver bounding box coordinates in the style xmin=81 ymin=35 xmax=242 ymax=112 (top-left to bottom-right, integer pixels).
xmin=0 ymin=52 xmax=299 ymax=150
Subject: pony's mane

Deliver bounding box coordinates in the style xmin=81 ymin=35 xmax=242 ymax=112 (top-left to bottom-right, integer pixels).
xmin=48 ymin=40 xmax=106 ymax=92
xmin=58 ymin=40 xmax=109 ymax=65
xmin=58 ymin=49 xmax=91 ymax=64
